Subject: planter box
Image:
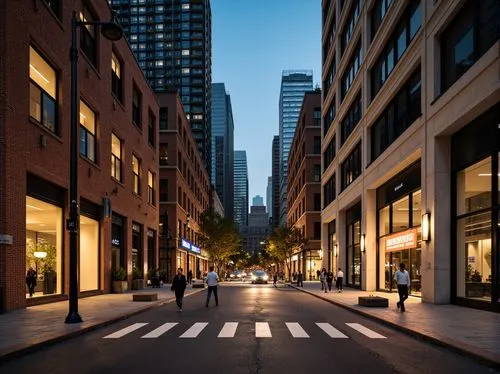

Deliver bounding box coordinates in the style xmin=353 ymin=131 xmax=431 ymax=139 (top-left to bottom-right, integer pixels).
xmin=358 ymin=296 xmax=388 ymax=307
xmin=192 ymin=283 xmax=205 ymax=288
xmin=132 ymin=279 xmax=145 ymax=290
xmin=112 ymin=280 xmax=128 ymax=293
xmin=466 ymin=282 xmax=491 ymax=297
xmin=133 ymin=293 xmax=158 ymax=302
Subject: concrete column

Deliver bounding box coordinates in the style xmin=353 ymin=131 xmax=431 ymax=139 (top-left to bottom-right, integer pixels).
xmin=364 ymin=188 xmax=377 ymax=291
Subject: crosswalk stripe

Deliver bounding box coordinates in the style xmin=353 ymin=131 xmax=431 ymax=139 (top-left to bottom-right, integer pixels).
xmin=218 ymin=322 xmax=239 ymax=338
xmin=141 ymin=322 xmax=178 ymax=338
xmin=103 ymin=323 xmax=149 ymax=339
xmin=179 ymin=322 xmax=208 ymax=338
xmin=315 ymin=323 xmax=349 ymax=338
xmin=255 ymin=322 xmax=272 ymax=338
xmin=346 ymin=323 xmax=386 ymax=339
xmin=286 ymin=322 xmax=309 ymax=338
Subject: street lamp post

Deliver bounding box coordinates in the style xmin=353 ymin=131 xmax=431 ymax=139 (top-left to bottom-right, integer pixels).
xmin=65 ymin=11 xmax=123 ymax=324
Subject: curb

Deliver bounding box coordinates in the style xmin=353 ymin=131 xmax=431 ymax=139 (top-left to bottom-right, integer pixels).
xmin=288 ymin=284 xmax=500 ymax=371
xmin=0 ymin=288 xmax=206 ymax=364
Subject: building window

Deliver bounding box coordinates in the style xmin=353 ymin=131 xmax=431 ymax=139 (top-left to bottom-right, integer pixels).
xmin=440 ymin=0 xmax=500 ymax=94
xmin=323 ymin=98 xmax=336 ymax=136
xmin=148 ymin=170 xmax=155 ymax=205
xmin=341 ymin=142 xmax=361 ymax=191
xmin=148 ymin=112 xmax=156 ymax=147
xmin=313 ymin=136 xmax=321 ymax=154
xmin=371 ymin=0 xmax=393 ymax=40
xmin=132 ymin=155 xmax=141 ymax=195
xmin=314 ymin=222 xmax=321 ymax=240
xmin=79 ymin=100 xmax=96 ymax=162
xmin=111 ymin=133 xmax=122 ymax=182
xmin=44 ymin=0 xmax=61 ymax=19
xmin=314 ymin=193 xmax=321 ymax=211
xmin=160 ymin=144 xmax=168 ymax=166
xmin=111 ymin=52 xmax=123 ymax=102
xmin=159 ymin=179 xmax=168 ymax=201
xmin=29 ymin=46 xmax=57 ymax=133
xmin=313 ymin=164 xmax=321 ymax=182
xmin=340 ymin=93 xmax=362 ymax=146
xmin=346 ymin=202 xmax=362 ymax=287
xmin=313 ymin=107 xmax=321 ymax=127
xmin=341 ymin=41 xmax=363 ymax=102
xmin=323 ymin=135 xmax=336 ymax=172
xmin=132 ymin=223 xmax=143 ymax=272
xmin=80 ymin=214 xmax=99 ymax=292
xmin=159 ymin=107 xmax=168 ymax=130
xmin=340 ymin=0 xmax=362 ymax=56
xmin=323 ymin=173 xmax=336 ymax=208
xmin=80 ymin=5 xmax=97 ymax=66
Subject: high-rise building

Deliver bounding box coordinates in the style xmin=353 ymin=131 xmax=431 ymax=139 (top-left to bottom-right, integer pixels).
xmin=252 ymin=195 xmax=264 ymax=206
xmin=211 ymin=83 xmax=234 ymax=219
xmin=321 ymin=0 xmax=499 ymax=311
xmin=234 ymin=151 xmax=249 ymax=228
xmin=271 ymin=135 xmax=280 ymax=227
xmin=241 ymin=205 xmax=271 ymax=256
xmin=111 ymin=0 xmax=212 ymax=174
xmin=279 ymin=70 xmax=313 ymax=226
xmin=266 ymin=176 xmax=272 ymax=217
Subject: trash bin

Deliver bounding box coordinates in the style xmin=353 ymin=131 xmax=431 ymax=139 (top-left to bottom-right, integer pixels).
xmin=43 ymin=270 xmax=56 ymax=294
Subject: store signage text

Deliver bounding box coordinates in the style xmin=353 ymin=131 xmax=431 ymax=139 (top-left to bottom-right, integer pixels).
xmin=111 ymin=238 xmax=120 ymax=246
xmin=181 ymin=239 xmax=191 ymax=250
xmin=385 ymin=228 xmax=418 ymax=252
xmin=394 ymin=183 xmax=403 ymax=192
xmin=180 ymin=238 xmax=201 ymax=254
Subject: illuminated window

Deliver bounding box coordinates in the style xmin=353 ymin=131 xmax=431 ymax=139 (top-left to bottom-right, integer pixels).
xmin=111 ymin=52 xmax=122 ymax=101
xmin=132 ymin=155 xmax=141 ymax=195
xmin=148 ymin=171 xmax=155 ymax=205
xmin=111 ymin=133 xmax=122 ymax=181
xmin=80 ymin=5 xmax=97 ymax=65
xmin=79 ymin=100 xmax=96 ymax=162
xmin=182 ymin=49 xmax=190 ymax=56
xmin=182 ymin=3 xmax=190 ymax=10
xmin=182 ymin=68 xmax=190 ymax=75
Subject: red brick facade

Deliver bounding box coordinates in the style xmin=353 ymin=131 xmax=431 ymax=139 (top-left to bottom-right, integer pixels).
xmin=0 ymin=1 xmax=159 ymax=311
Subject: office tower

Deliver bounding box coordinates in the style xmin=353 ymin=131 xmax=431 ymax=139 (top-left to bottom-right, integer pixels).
xmin=271 ymin=135 xmax=280 ymax=227
xmin=266 ymin=176 xmax=272 ymax=217
xmin=111 ymin=0 xmax=212 ymax=174
xmin=321 ymin=0 xmax=499 ymax=310
xmin=211 ymin=83 xmax=234 ymax=219
xmin=252 ymin=195 xmax=264 ymax=206
xmin=279 ymin=70 xmax=313 ymax=226
xmin=241 ymin=205 xmax=271 ymax=256
xmin=234 ymin=151 xmax=249 ymax=228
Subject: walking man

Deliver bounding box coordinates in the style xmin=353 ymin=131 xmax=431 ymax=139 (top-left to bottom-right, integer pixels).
xmin=297 ymin=271 xmax=304 ymax=287
xmin=336 ymin=268 xmax=344 ymax=292
xmin=394 ymin=263 xmax=410 ymax=312
xmin=205 ymin=265 xmax=219 ymax=307
xmin=171 ymin=267 xmax=187 ymax=312
xmin=273 ymin=272 xmax=278 ymax=288
xmin=326 ymin=270 xmax=334 ymax=292
xmin=26 ymin=267 xmax=37 ymax=297
xmin=187 ymin=269 xmax=193 ymax=285
xmin=320 ymin=268 xmax=327 ymax=292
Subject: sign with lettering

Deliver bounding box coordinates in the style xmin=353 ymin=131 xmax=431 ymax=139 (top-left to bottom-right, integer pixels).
xmin=181 ymin=238 xmax=191 ymax=250
xmin=0 ymin=234 xmax=13 ymax=245
xmin=191 ymin=244 xmax=201 ymax=254
xmin=385 ymin=228 xmax=418 ymax=252
xmin=112 ymin=238 xmax=120 ymax=246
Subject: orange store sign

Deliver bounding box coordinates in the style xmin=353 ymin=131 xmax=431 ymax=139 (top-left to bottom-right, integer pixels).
xmin=385 ymin=229 xmax=418 ymax=252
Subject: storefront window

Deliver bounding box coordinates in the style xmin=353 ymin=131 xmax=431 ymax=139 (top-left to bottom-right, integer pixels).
xmin=79 ymin=216 xmax=99 ymax=291
xmin=456 ymin=158 xmax=491 ymax=216
xmin=379 ymin=206 xmax=390 ymax=236
xmin=393 ymin=196 xmax=409 ymax=232
xmin=132 ymin=222 xmax=143 ymax=271
xmin=412 ymin=190 xmax=421 ymax=226
xmin=25 ymin=196 xmax=62 ymax=298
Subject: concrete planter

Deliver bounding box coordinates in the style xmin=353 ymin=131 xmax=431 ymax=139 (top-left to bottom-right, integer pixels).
xmin=131 ymin=279 xmax=145 ymax=290
xmin=112 ymin=280 xmax=128 ymax=293
xmin=358 ymin=296 xmax=388 ymax=307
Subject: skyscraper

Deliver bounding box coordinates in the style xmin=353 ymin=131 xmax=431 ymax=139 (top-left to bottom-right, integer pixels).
xmin=266 ymin=176 xmax=272 ymax=217
xmin=111 ymin=0 xmax=212 ymax=173
xmin=252 ymin=195 xmax=264 ymax=206
xmin=234 ymin=151 xmax=249 ymax=228
xmin=279 ymin=70 xmax=313 ymax=225
xmin=272 ymin=135 xmax=280 ymax=228
xmin=211 ymin=83 xmax=234 ymax=219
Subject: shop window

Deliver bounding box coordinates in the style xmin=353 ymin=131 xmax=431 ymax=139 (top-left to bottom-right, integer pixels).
xmin=412 ymin=190 xmax=422 ymax=226
xmin=80 ymin=5 xmax=97 ymax=66
xmin=111 ymin=133 xmax=122 ymax=182
xmin=29 ymin=46 xmax=57 ymax=133
xmin=79 ymin=216 xmax=99 ymax=291
xmin=456 ymin=158 xmax=491 ymax=216
xmin=132 ymin=155 xmax=141 ymax=195
xmin=379 ymin=206 xmax=390 ymax=236
xmin=79 ymin=100 xmax=96 ymax=162
xmin=111 ymin=52 xmax=123 ymax=102
xmin=392 ymin=196 xmax=410 ymax=232
xmin=25 ymin=196 xmax=62 ymax=298
xmin=148 ymin=229 xmax=156 ymax=271
xmin=132 ymin=222 xmax=143 ymax=272
xmin=148 ymin=170 xmax=155 ymax=205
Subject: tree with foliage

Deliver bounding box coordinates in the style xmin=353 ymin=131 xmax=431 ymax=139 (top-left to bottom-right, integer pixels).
xmin=199 ymin=208 xmax=241 ymax=276
xmin=265 ymin=226 xmax=308 ymax=281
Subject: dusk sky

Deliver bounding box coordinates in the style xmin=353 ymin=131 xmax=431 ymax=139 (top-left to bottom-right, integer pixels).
xmin=211 ymin=0 xmax=321 ymax=207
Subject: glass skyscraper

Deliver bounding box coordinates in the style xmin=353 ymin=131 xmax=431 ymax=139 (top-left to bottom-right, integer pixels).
xmin=110 ymin=0 xmax=212 ymax=173
xmin=211 ymin=83 xmax=234 ymax=219
xmin=279 ymin=70 xmax=313 ymax=225
xmin=234 ymin=150 xmax=249 ymax=228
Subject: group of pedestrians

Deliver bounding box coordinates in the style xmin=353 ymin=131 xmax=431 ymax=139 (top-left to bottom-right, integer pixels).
xmin=318 ymin=268 xmax=344 ymax=293
xmin=170 ymin=266 xmax=219 ymax=312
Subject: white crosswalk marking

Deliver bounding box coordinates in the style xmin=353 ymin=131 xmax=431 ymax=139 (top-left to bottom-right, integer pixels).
xmin=141 ymin=322 xmax=178 ymax=338
xmin=103 ymin=323 xmax=149 ymax=339
xmin=315 ymin=323 xmax=349 ymax=338
xmin=346 ymin=323 xmax=386 ymax=339
xmin=179 ymin=322 xmax=209 ymax=338
xmin=255 ymin=322 xmax=272 ymax=338
xmin=218 ymin=322 xmax=239 ymax=338
xmin=286 ymin=322 xmax=309 ymax=338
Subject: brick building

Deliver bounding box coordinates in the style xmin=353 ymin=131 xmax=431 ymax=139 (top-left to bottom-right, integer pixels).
xmin=158 ymin=92 xmax=211 ymax=282
xmin=0 ymin=0 xmax=159 ymax=311
xmin=287 ymin=91 xmax=322 ymax=280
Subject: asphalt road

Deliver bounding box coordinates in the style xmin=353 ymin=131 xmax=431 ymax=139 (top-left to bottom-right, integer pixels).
xmin=1 ymin=283 xmax=496 ymax=374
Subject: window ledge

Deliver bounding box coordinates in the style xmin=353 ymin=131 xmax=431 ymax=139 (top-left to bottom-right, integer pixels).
xmin=79 ymin=52 xmax=101 ymax=80
xmin=112 ymin=94 xmax=125 ymax=111
xmin=29 ymin=117 xmax=63 ymax=144
xmin=111 ymin=178 xmax=125 ymax=188
xmin=80 ymin=154 xmax=100 ymax=170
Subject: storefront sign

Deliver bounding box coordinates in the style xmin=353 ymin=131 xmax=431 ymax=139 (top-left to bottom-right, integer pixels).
xmin=0 ymin=234 xmax=13 ymax=245
xmin=191 ymin=244 xmax=201 ymax=254
xmin=111 ymin=238 xmax=120 ymax=246
xmin=181 ymin=238 xmax=191 ymax=250
xmin=180 ymin=238 xmax=201 ymax=254
xmin=385 ymin=228 xmax=418 ymax=252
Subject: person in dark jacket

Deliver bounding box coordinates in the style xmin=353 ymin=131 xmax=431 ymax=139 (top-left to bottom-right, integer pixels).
xmin=171 ymin=268 xmax=187 ymax=312
xmin=296 ymin=271 xmax=304 ymax=287
xmin=26 ymin=267 xmax=37 ymax=297
xmin=326 ymin=270 xmax=334 ymax=292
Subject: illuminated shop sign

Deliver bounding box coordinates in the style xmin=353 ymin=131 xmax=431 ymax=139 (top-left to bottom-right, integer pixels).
xmin=191 ymin=245 xmax=201 ymax=254
xmin=180 ymin=238 xmax=201 ymax=254
xmin=181 ymin=238 xmax=191 ymax=250
xmin=385 ymin=228 xmax=418 ymax=252
xmin=112 ymin=238 xmax=120 ymax=246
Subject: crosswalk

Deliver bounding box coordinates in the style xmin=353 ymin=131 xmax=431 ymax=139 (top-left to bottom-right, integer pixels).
xmin=103 ymin=321 xmax=387 ymax=340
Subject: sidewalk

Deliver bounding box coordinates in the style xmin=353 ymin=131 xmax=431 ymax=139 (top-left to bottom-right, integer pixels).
xmin=0 ymin=284 xmax=204 ymax=363
xmin=290 ymin=281 xmax=500 ymax=370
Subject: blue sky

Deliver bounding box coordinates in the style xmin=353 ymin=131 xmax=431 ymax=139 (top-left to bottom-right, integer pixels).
xmin=211 ymin=0 xmax=321 ymax=207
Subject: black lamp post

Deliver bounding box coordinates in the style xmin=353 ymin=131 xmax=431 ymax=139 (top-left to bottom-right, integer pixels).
xmin=65 ymin=11 xmax=123 ymax=324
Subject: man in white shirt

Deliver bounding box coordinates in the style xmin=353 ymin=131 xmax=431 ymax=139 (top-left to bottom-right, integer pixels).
xmin=205 ymin=265 xmax=219 ymax=307
xmin=394 ymin=263 xmax=411 ymax=312
xmin=336 ymin=268 xmax=344 ymax=292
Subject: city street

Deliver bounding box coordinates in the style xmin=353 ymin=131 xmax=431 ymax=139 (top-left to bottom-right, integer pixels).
xmin=0 ymin=284 xmax=495 ymax=374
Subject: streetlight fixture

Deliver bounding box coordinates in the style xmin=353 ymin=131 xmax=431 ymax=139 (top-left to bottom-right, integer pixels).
xmin=65 ymin=11 xmax=123 ymax=324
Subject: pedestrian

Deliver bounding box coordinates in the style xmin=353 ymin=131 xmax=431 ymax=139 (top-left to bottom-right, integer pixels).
xmin=171 ymin=267 xmax=187 ymax=312
xmin=336 ymin=268 xmax=344 ymax=292
xmin=187 ymin=269 xmax=193 ymax=285
xmin=153 ymin=268 xmax=161 ymax=288
xmin=297 ymin=271 xmax=304 ymax=287
xmin=273 ymin=272 xmax=278 ymax=288
xmin=320 ymin=268 xmax=327 ymax=292
xmin=326 ymin=270 xmax=334 ymax=292
xmin=316 ymin=269 xmax=321 ymax=280
xmin=26 ymin=267 xmax=37 ymax=297
xmin=205 ymin=265 xmax=219 ymax=307
xmin=394 ymin=263 xmax=410 ymax=312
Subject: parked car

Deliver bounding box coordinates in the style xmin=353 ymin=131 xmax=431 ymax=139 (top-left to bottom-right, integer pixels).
xmin=251 ymin=270 xmax=269 ymax=284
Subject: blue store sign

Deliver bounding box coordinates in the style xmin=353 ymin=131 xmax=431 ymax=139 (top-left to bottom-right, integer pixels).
xmin=180 ymin=238 xmax=201 ymax=254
